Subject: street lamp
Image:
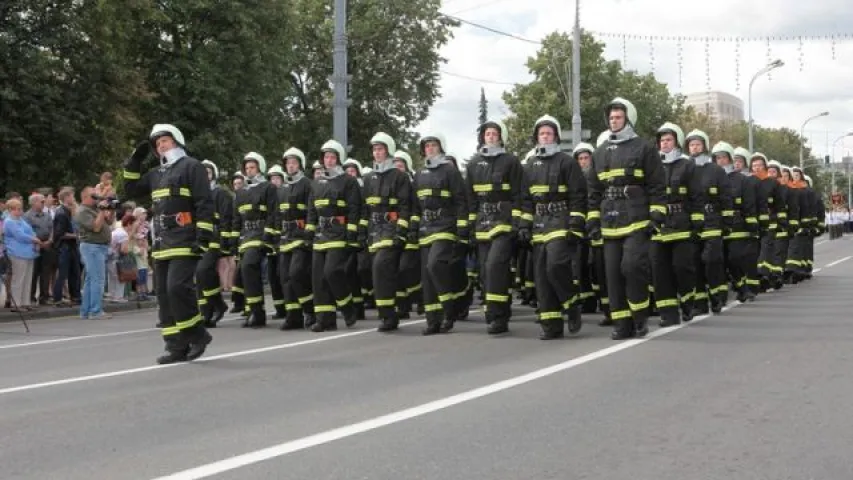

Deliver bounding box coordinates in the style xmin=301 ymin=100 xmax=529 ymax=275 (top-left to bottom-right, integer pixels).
xmin=830 ymin=131 xmax=853 ymax=198
xmin=799 ymin=111 xmax=830 ymax=169
xmin=747 ymin=59 xmax=785 ymax=152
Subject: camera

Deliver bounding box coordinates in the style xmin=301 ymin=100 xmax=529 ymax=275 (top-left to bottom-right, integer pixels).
xmin=92 ymin=194 xmax=121 ymax=210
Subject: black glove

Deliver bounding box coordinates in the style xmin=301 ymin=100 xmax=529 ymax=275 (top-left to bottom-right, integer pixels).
xmin=195 ymin=229 xmax=213 ymax=253
xmin=586 ymin=219 xmax=602 ymax=242
xmin=123 ymin=140 xmax=150 ymax=170
xmin=457 ymin=227 xmax=469 ymax=244
xmin=517 ymin=228 xmax=531 ymax=246
xmin=407 ymin=228 xmax=419 ymax=245
xmin=346 ymin=230 xmax=359 ymax=249
xmin=650 ymin=210 xmax=666 ymax=231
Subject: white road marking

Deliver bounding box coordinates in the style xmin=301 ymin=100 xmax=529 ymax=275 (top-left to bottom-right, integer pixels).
xmin=0 ymin=320 xmax=425 ymax=396
xmin=0 ymin=328 xmax=157 ymax=350
xmin=823 ymin=255 xmax=852 ymax=269
xmin=150 ymin=303 xmax=738 ymax=480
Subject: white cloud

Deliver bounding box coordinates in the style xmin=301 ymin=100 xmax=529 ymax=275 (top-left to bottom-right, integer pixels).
xmin=417 ymin=0 xmax=853 ymax=164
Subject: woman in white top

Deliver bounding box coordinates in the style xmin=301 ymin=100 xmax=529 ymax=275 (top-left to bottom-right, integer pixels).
xmin=107 ymin=213 xmax=136 ymax=302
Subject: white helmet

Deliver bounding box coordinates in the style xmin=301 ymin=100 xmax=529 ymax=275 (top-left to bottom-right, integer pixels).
xmin=657 ymin=122 xmax=685 ymax=148
xmin=605 ymin=97 xmax=638 ymax=128
xmin=201 ymin=159 xmax=219 ymax=180
xmin=393 ymin=150 xmax=413 ymax=172
xmin=711 ymin=141 xmax=735 ymax=160
xmin=418 ymin=133 xmax=447 ymax=156
xmin=312 ymin=160 xmax=322 ymax=170
xmin=243 ymin=152 xmax=267 ymax=174
xmin=267 ymin=164 xmax=285 ymax=179
xmin=343 ymin=158 xmax=363 ymax=175
xmin=595 ymin=131 xmax=610 ymax=148
xmin=767 ymin=159 xmax=783 ymax=171
xmin=320 ymin=139 xmax=346 ymax=165
xmin=684 ymin=130 xmax=710 ymax=152
xmin=478 ymin=118 xmax=510 ymax=146
xmin=532 ymin=115 xmax=562 ymax=142
xmin=572 ymin=142 xmax=595 ymax=157
xmin=149 ymin=124 xmax=186 ymax=147
xmin=733 ymin=146 xmax=752 ymax=161
xmin=282 ymin=147 xmax=307 ymax=170
xmin=751 ymin=152 xmax=769 ymax=166
xmin=804 ymin=175 xmax=813 ymax=186
xmin=370 ymin=132 xmax=397 ymax=156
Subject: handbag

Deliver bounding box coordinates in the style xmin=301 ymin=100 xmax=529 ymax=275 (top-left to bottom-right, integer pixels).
xmin=116 ymin=252 xmax=138 ymax=283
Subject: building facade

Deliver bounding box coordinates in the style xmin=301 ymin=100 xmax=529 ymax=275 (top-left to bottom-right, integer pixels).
xmin=683 ymin=91 xmax=745 ymax=123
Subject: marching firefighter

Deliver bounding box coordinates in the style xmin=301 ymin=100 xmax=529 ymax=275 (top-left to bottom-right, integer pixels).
xmin=588 ymin=98 xmax=665 ymax=339
xmin=650 ymin=123 xmax=701 ymax=327
xmin=196 ymin=159 xmax=234 ymax=327
xmin=444 ymin=151 xmax=475 ymax=320
xmin=466 ymin=118 xmax=526 ymax=334
xmin=362 ymin=133 xmax=412 ymax=332
xmin=233 ymin=152 xmax=279 ymax=328
xmin=392 ymin=150 xmax=422 ymax=318
xmin=412 ymin=133 xmax=470 ymax=334
xmin=123 ymin=123 xmax=214 ymax=364
xmin=307 ymin=139 xmax=362 ymax=332
xmin=229 ymin=171 xmax=246 ymax=314
xmin=265 ymin=165 xmax=288 ymax=319
xmin=343 ymin=157 xmax=368 ymax=319
xmin=784 ymin=166 xmax=812 ymax=283
xmin=750 ymin=153 xmax=783 ymax=291
xmin=275 ymin=147 xmax=315 ymax=330
xmin=574 ymin=142 xmax=610 ymax=324
xmin=805 ymin=174 xmax=824 ymax=277
xmin=713 ymin=142 xmax=758 ymax=303
xmin=732 ymin=147 xmax=763 ymax=297
xmin=525 ymin=116 xmax=585 ymax=339
xmin=765 ymin=160 xmax=791 ymax=290
xmin=685 ymin=130 xmax=733 ymax=314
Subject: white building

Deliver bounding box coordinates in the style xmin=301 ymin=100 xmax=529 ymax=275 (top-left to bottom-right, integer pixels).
xmin=683 ymin=91 xmax=745 ymax=123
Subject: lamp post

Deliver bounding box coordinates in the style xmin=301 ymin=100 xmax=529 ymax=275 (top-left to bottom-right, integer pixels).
xmin=747 ymin=59 xmax=784 ymax=152
xmin=830 ymin=132 xmax=853 ymax=197
xmin=799 ymin=111 xmax=829 ymax=169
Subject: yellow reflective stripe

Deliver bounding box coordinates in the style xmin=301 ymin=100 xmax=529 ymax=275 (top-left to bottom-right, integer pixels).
xmin=456 ymin=220 xmax=468 ymax=227
xmin=202 ymin=287 xmax=221 ymax=297
xmin=655 ymin=298 xmax=679 ymax=309
xmin=597 ymin=168 xmax=645 ymax=181
xmin=410 ymin=215 xmax=421 ymax=223
xmin=419 ymin=232 xmax=457 ymax=245
xmin=279 ymin=240 xmax=305 ymax=252
xmin=123 ymin=170 xmax=141 ymax=180
xmin=521 ymin=213 xmax=534 ymax=222
xmin=196 ymin=221 xmax=214 ymax=231
xmin=759 ymin=214 xmax=770 ymax=221
xmin=724 ymin=232 xmax=751 ymax=239
xmin=601 ymin=220 xmax=649 ymax=238
xmin=313 ymin=241 xmax=347 ymax=250
xmin=368 ymin=239 xmax=396 ymax=252
xmin=397 ymin=219 xmax=409 ymax=229
xmin=238 ymin=204 xmax=267 ymax=212
xmin=532 ymin=229 xmax=568 ymax=244
xmin=305 ymin=224 xmax=317 ymax=232
xmin=735 ymin=197 xmax=742 ymax=204
xmin=587 ymin=210 xmax=601 ymax=220
xmin=468 ymin=213 xmax=477 ymax=222
xmin=151 ymin=247 xmax=196 ymax=259
xmin=709 ymin=187 xmax=718 ymax=194
xmin=366 ymin=196 xmax=399 ymax=205
xmin=650 ymin=205 xmax=667 ymax=215
xmin=690 ymin=213 xmax=705 ymax=221
xmin=628 ymin=298 xmax=650 ymax=311
xmin=335 ymin=295 xmax=352 ymax=307
xmin=238 ymin=240 xmax=264 ymax=252
xmin=745 ymin=217 xmax=758 ymax=224
xmin=314 ymin=199 xmax=330 ymax=207
xmin=511 ymin=208 xmax=521 ymax=218
xmin=474 ymin=224 xmax=513 ymax=240
xmin=264 ymin=227 xmax=278 ymax=235
xmin=485 ymin=293 xmax=509 ymax=302
xmin=700 ymin=229 xmax=723 ymax=238
xmin=358 ymin=219 xmax=369 ymax=227
xmin=376 ymin=298 xmax=396 ymax=307
xmin=721 ymin=210 xmax=735 ymax=217
xmin=346 ymin=223 xmax=357 ymax=232
xmin=315 ymin=304 xmax=336 ymax=313
xmin=279 ymin=202 xmax=307 ymax=210
xmin=570 ymin=211 xmax=585 ymax=219
xmin=652 ymin=231 xmax=692 ymax=242
xmin=777 ymin=212 xmax=787 ymax=218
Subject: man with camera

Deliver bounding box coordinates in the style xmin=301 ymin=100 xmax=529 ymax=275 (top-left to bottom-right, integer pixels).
xmin=75 ymin=187 xmax=114 ymax=319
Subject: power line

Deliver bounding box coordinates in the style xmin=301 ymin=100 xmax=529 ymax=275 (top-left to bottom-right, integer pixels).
xmin=440 ymin=14 xmax=541 ymax=45
xmin=447 ymin=0 xmax=516 ymax=15
xmin=440 ymin=69 xmax=519 ymax=86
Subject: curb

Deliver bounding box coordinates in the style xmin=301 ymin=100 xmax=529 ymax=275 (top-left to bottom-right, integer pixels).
xmin=0 ymin=300 xmax=159 ymax=323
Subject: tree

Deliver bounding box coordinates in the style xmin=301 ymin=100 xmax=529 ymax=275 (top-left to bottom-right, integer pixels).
xmin=501 ymin=31 xmax=688 ymax=154
xmin=478 ymin=87 xmax=488 ymax=125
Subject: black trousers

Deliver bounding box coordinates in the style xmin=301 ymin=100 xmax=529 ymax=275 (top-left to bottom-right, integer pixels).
xmin=231 ymin=259 xmax=245 ymax=310
xmin=397 ymin=248 xmax=420 ymax=314
xmin=155 ymin=257 xmax=207 ymax=352
xmin=346 ymin=251 xmax=362 ymax=309
xmin=694 ymin=237 xmax=726 ymax=307
xmin=758 ymin=233 xmax=776 ymax=280
xmin=773 ymin=235 xmax=790 ymax=279
xmin=533 ymin=238 xmax=577 ymax=324
xmin=477 ymin=234 xmax=515 ymax=322
xmin=312 ymin=248 xmax=352 ymax=325
xmin=278 ymin=248 xmax=313 ymax=322
xmin=590 ymin=243 xmax=609 ymax=313
xmin=421 ymin=240 xmax=459 ymax=325
xmin=650 ymin=240 xmax=695 ymax=322
xmin=31 ymin=247 xmax=57 ymax=302
xmin=745 ymin=237 xmax=761 ymax=294
xmin=195 ymin=249 xmax=222 ymax=306
xmin=369 ymin=247 xmax=400 ymax=319
xmin=357 ymin=250 xmax=373 ymax=305
xmin=603 ymin=232 xmax=651 ymax=328
xmin=240 ymin=247 xmax=266 ymax=312
xmin=267 ymin=250 xmax=285 ymax=314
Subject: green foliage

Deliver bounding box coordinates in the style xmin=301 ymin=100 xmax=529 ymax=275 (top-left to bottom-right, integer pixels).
xmin=478 ymin=87 xmax=488 ymax=125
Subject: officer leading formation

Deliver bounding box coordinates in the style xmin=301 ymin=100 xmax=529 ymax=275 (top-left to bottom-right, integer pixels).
xmin=123 ymin=106 xmax=825 ymax=364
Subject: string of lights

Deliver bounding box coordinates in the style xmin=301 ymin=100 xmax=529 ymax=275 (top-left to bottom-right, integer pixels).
xmin=587 ymin=32 xmax=853 ymax=42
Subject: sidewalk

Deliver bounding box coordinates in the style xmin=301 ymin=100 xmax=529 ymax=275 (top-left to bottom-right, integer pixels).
xmin=0 ymin=298 xmax=159 ymax=323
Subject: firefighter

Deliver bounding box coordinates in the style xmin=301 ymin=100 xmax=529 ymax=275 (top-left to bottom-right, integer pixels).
xmin=265 ymin=165 xmax=288 ymax=319
xmin=713 ymin=142 xmax=758 ymax=303
xmin=574 ymin=142 xmax=610 ymax=324
xmin=805 ymin=174 xmax=824 ymax=277
xmin=732 ymin=147 xmax=763 ymax=297
xmin=123 ymin=124 xmax=213 ymax=364
xmin=765 ymin=160 xmax=791 ymax=290
xmin=524 ymin=116 xmax=585 ymax=339
xmin=343 ymin=157 xmax=368 ymax=320
xmin=684 ymin=130 xmax=732 ymax=315
xmin=196 ymin=159 xmax=233 ymax=327
xmin=392 ymin=150 xmax=422 ymax=318
xmin=312 ymin=160 xmax=323 ymax=179
xmin=307 ymin=140 xmax=362 ymax=332
xmin=362 ymin=133 xmax=412 ymax=332
xmin=444 ymin=151 xmax=475 ymax=321
xmin=275 ymin=147 xmax=315 ymax=330
xmin=466 ymin=118 xmax=526 ymax=334
xmin=750 ymin=153 xmax=783 ymax=292
xmin=229 ymin=171 xmax=246 ymax=314
xmin=650 ymin=123 xmax=701 ymax=327
xmin=588 ymin=98 xmax=665 ymax=339
xmin=233 ymin=152 xmax=279 ymax=328
xmin=784 ymin=167 xmax=813 ymax=283
xmin=411 ymin=133 xmax=468 ymax=334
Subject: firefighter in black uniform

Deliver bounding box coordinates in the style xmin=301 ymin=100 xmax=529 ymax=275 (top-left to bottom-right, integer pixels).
xmin=466 ymin=118 xmax=525 ymax=334
xmin=123 ymin=124 xmax=213 ymax=364
xmin=713 ymin=142 xmax=758 ymax=303
xmin=805 ymin=174 xmax=824 ymax=277
xmin=265 ymin=164 xmax=288 ymax=319
xmin=750 ymin=153 xmax=780 ymax=292
xmin=525 ymin=116 xmax=585 ymax=339
xmin=732 ymin=147 xmax=763 ymax=297
xmin=196 ymin=159 xmax=233 ymax=327
xmin=765 ymin=159 xmax=791 ymax=290
xmin=343 ymin=158 xmax=371 ymax=319
xmin=588 ymin=98 xmax=666 ymax=339
xmin=362 ymin=132 xmax=412 ymax=332
xmin=307 ymin=140 xmax=362 ymax=332
xmin=684 ymin=129 xmax=733 ymax=315
xmin=650 ymin=123 xmax=702 ymax=327
xmin=391 ymin=151 xmax=421 ymax=318
xmin=413 ymin=133 xmax=469 ymax=334
xmin=275 ymin=147 xmax=315 ymax=330
xmin=233 ymin=152 xmax=279 ymax=328
xmin=784 ymin=167 xmax=812 ymax=283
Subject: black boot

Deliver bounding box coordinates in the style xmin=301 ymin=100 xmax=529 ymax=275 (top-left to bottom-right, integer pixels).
xmin=487 ymin=316 xmax=509 ymax=335
xmin=229 ymin=302 xmax=243 ymax=314
xmin=186 ymin=330 xmax=213 ymax=361
xmin=633 ymin=314 xmax=649 ymax=338
xmin=421 ymin=314 xmax=441 ymax=336
xmin=304 ymin=313 xmax=317 ymax=330
xmin=273 ymin=306 xmax=287 ymax=320
xmin=610 ymin=317 xmax=635 ymax=340
xmin=378 ymin=312 xmax=399 ymax=332
xmin=539 ymin=320 xmax=564 ymax=340
xmin=659 ymin=311 xmax=680 ymax=327
xmin=200 ymin=301 xmax=213 ymax=327
xmin=564 ymin=306 xmax=582 ymax=334
xmin=355 ymin=303 xmax=366 ymax=320
xmin=311 ymin=314 xmax=336 ymax=332
xmin=343 ymin=305 xmax=358 ymax=327
xmin=710 ymin=297 xmax=723 ymax=314
xmin=156 ymin=338 xmax=190 ymax=365
xmin=207 ymin=295 xmax=227 ymax=327
xmin=248 ymin=306 xmax=267 ymax=329
xmin=280 ymin=311 xmax=304 ymax=331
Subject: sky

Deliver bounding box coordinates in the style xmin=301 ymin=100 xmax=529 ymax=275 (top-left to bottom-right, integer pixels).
xmin=415 ymin=0 xmax=853 ymax=166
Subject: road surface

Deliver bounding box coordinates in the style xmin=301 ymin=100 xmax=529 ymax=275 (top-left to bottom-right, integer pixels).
xmin=0 ymin=237 xmax=851 ymax=480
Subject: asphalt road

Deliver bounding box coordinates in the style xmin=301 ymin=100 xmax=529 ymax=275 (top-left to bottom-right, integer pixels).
xmin=0 ymin=237 xmax=851 ymax=480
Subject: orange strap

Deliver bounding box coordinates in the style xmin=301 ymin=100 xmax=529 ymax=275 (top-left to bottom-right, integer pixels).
xmin=175 ymin=212 xmax=193 ymax=227
xmin=387 ymin=212 xmax=399 ymax=222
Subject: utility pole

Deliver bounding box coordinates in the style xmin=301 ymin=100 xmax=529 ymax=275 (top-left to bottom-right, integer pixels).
xmin=570 ymin=0 xmax=581 ymax=148
xmin=332 ymin=0 xmax=350 ymax=151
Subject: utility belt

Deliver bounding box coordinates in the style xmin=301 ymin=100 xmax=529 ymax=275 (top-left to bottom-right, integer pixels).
xmin=242 ymin=219 xmax=265 ymax=232
xmin=318 ymin=216 xmax=346 ymax=228
xmin=370 ymin=211 xmax=399 ymax=224
xmin=155 ymin=211 xmax=193 ymax=230
xmin=604 ymin=185 xmax=644 ymax=200
xmin=666 ymin=203 xmax=684 ymax=214
xmin=534 ymin=200 xmax=568 ymax=216
xmin=422 ymin=208 xmax=444 ymax=223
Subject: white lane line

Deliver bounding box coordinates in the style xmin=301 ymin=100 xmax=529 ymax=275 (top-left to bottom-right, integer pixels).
xmin=150 ymin=303 xmax=738 ymax=480
xmin=0 ymin=328 xmax=157 ymax=350
xmin=823 ymin=255 xmax=852 ymax=269
xmin=0 ymin=320 xmax=425 ymax=396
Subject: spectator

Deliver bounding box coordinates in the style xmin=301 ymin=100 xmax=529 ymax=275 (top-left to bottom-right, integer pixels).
xmin=2 ymin=192 xmax=21 ymax=221
xmin=52 ymin=188 xmax=81 ymax=306
xmin=24 ymin=192 xmax=54 ymax=305
xmin=108 ymin=213 xmax=135 ymax=302
xmin=0 ymin=214 xmax=6 ymax=305
xmin=132 ymin=207 xmax=151 ymax=299
xmin=75 ymin=187 xmax=112 ymax=319
xmin=95 ymin=172 xmax=115 ymax=199
xmin=3 ymin=198 xmax=40 ymax=311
